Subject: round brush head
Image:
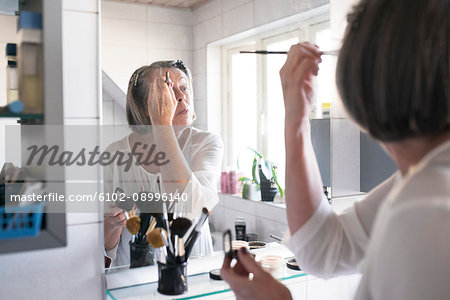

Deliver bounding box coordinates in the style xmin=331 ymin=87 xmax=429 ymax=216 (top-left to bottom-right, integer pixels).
xmin=126 ymin=216 xmax=141 ymax=235
xmin=170 ymin=217 xmax=192 ymax=238
xmin=146 ymin=228 xmax=167 ymax=248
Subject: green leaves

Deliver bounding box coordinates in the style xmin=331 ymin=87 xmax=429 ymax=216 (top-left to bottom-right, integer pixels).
xmin=237 ymin=146 xmax=284 ymax=197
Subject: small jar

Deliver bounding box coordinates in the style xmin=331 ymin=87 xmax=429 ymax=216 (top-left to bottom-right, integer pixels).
xmin=260 ymin=255 xmax=284 ymax=275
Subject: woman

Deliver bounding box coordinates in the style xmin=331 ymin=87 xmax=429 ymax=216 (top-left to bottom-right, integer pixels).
xmin=104 ymin=60 xmax=223 ymax=267
xmin=222 ymin=0 xmax=450 ymax=299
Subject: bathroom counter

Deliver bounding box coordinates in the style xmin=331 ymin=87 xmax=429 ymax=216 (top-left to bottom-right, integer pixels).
xmin=105 ymin=243 xmax=307 ymax=299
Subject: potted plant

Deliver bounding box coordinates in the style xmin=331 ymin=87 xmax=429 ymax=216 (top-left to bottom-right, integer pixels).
xmin=237 ymin=147 xmax=284 ymax=201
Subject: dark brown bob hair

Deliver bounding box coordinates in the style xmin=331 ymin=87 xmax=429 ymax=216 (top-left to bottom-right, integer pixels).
xmin=336 ymin=0 xmax=450 ymax=142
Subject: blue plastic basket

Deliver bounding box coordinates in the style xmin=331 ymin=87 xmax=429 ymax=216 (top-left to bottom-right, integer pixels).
xmin=0 ymin=203 xmax=45 ymax=240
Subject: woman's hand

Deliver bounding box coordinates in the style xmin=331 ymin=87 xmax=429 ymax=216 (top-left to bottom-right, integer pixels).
xmin=279 ymin=42 xmax=321 ymax=127
xmin=147 ymin=71 xmax=178 ymax=125
xmin=104 ymin=205 xmax=126 ymax=250
xmin=221 ymin=248 xmax=293 ymax=300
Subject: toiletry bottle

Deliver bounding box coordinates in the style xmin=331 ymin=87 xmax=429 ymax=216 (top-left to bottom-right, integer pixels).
xmin=6 ymin=43 xmax=18 ymax=105
xmin=229 ymin=171 xmax=237 ymax=194
xmin=17 ymin=11 xmax=43 ymax=114
xmin=234 ymin=218 xmax=246 ymax=241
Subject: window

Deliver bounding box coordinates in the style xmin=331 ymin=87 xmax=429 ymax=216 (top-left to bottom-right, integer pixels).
xmin=224 ymin=20 xmax=333 ymax=188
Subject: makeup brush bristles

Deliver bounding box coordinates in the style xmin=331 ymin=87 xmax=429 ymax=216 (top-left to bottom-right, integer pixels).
xmin=126 ymin=216 xmax=141 ymax=235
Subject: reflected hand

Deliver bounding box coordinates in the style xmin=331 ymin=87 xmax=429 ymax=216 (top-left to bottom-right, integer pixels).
xmin=221 ymin=248 xmax=292 ymax=300
xmin=147 ymin=71 xmax=177 ymax=125
xmin=279 ymin=42 xmax=321 ymax=126
xmin=104 ymin=205 xmax=126 ymax=250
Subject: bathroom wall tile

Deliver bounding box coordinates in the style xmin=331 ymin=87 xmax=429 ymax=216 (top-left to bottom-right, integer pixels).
xmin=63 ymin=11 xmax=99 ymax=118
xmin=102 ymin=100 xmax=114 ymax=125
xmin=193 ymin=15 xmax=222 ymax=50
xmin=294 ymin=0 xmax=328 ymax=14
xmin=223 ymin=194 xmax=257 ymax=215
xmin=192 ymin=0 xmax=222 ymax=25
xmin=113 ymin=102 xmax=128 ymax=125
xmin=101 ymin=0 xmax=146 ymax=21
xmin=194 ymin=47 xmax=206 ymax=75
xmin=147 ymin=49 xmax=194 ymax=68
xmin=0 ymin=223 xmax=104 ymax=299
xmin=256 ymin=202 xmax=288 ymax=225
xmin=256 ymin=216 xmax=288 ymax=243
xmin=147 ymin=5 xmax=192 ymax=26
xmin=102 ymin=18 xmax=147 ymax=48
xmin=147 ymin=22 xmax=193 ymax=51
xmin=254 ymin=0 xmax=295 ymax=26
xmin=193 ymin=73 xmax=207 ymax=100
xmin=102 ymin=45 xmax=147 ymax=74
xmin=222 ymin=0 xmax=253 ymax=13
xmin=222 ymin=1 xmax=254 ymax=37
xmin=104 ymin=71 xmax=130 ymax=94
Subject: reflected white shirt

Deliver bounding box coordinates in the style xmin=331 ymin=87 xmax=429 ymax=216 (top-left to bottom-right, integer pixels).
xmin=104 ymin=127 xmax=223 ymax=267
xmin=287 ymin=140 xmax=450 ymax=300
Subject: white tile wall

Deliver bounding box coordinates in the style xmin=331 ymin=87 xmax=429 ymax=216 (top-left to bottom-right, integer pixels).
xmin=222 ymin=0 xmax=252 ymax=13
xmin=192 ymin=0 xmax=222 ymax=25
xmin=294 ymin=0 xmax=329 ymax=13
xmin=63 ymin=10 xmax=100 ymax=119
xmin=102 ymin=18 xmax=147 ymax=48
xmin=254 ymin=0 xmax=295 ymax=26
xmin=147 ymin=22 xmax=193 ymax=50
xmin=222 ymin=1 xmax=254 ymax=37
xmin=146 ymin=6 xmax=192 ymax=26
xmin=102 ymin=45 xmax=147 ymax=74
xmin=113 ymin=102 xmax=128 ymax=125
xmin=101 ymin=0 xmax=147 ymax=21
xmin=101 ymin=0 xmax=195 ymax=126
xmin=146 ymin=48 xmax=193 ymax=68
xmin=0 ymin=223 xmax=104 ymax=300
xmin=193 ymin=15 xmax=223 ymax=50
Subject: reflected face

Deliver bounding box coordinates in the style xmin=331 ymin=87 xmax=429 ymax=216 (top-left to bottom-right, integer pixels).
xmin=163 ymin=68 xmax=194 ymax=126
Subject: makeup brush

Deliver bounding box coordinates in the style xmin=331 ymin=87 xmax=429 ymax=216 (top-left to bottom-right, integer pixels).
xmin=161 ymin=203 xmax=174 ymax=254
xmin=146 ymin=227 xmax=167 ymax=248
xmin=125 ymin=210 xmax=141 ymax=235
xmin=170 ymin=217 xmax=192 ymax=239
xmin=177 ymin=237 xmax=185 ymax=263
xmin=240 ymin=49 xmax=339 ymax=56
xmin=145 ymin=217 xmax=157 ymax=237
xmin=136 ymin=213 xmax=151 ymax=242
xmin=184 ymin=208 xmax=210 ymax=259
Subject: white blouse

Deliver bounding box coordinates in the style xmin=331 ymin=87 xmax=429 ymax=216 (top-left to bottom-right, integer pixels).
xmin=287 ymin=140 xmax=450 ymax=300
xmin=104 ymin=127 xmax=223 ymax=267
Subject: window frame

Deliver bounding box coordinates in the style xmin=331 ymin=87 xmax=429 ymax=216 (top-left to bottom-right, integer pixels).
xmin=222 ymin=15 xmax=330 ymax=175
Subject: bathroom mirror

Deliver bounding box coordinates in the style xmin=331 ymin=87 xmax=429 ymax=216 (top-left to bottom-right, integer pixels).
xmin=100 ymin=0 xmax=396 ymax=278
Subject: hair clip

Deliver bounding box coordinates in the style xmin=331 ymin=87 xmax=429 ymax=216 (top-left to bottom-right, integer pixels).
xmin=347 ymin=1 xmax=366 ymax=30
xmin=172 ymin=60 xmax=186 ymax=71
xmin=130 ymin=71 xmax=140 ymax=87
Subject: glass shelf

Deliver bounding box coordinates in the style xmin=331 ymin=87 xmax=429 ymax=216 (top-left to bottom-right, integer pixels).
xmin=106 ymin=270 xmax=306 ymax=300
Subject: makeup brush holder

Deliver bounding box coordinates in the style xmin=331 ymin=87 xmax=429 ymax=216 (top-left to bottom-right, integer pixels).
xmin=157 ymin=261 xmax=188 ymax=295
xmin=129 ymin=241 xmax=154 ymax=268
